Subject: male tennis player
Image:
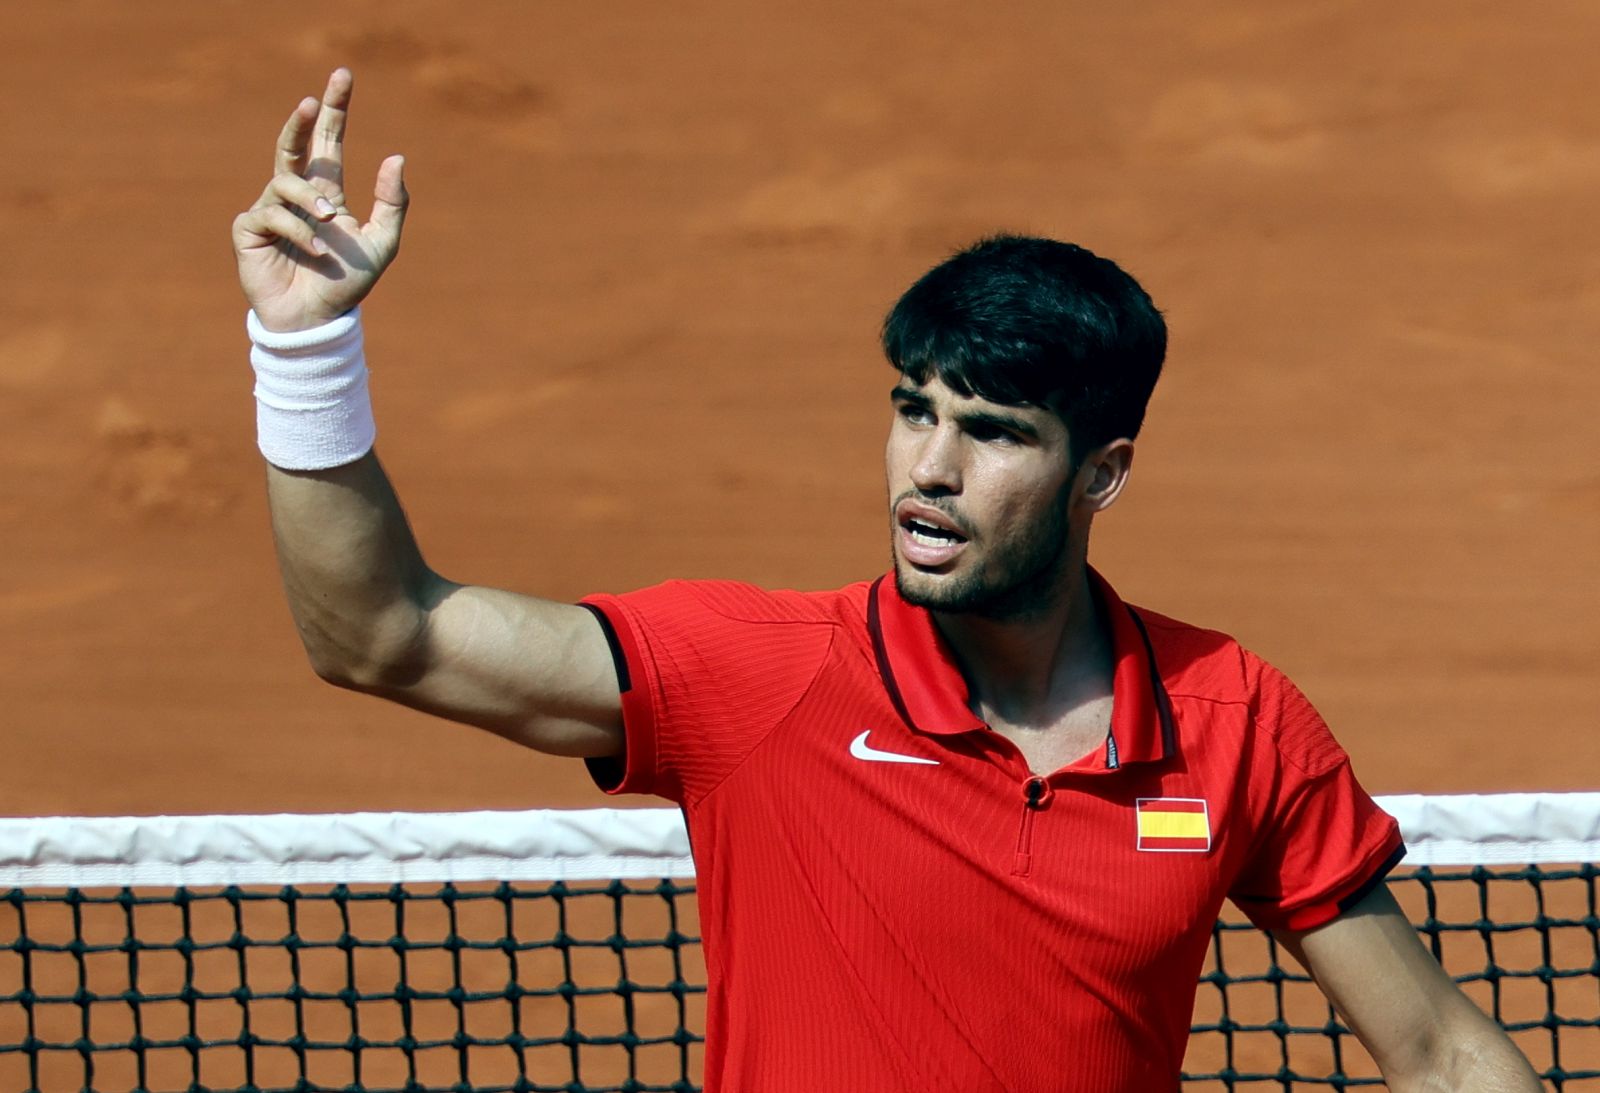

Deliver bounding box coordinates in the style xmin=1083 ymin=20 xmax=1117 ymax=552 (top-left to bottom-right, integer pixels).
xmin=233 ymin=69 xmax=1542 ymax=1091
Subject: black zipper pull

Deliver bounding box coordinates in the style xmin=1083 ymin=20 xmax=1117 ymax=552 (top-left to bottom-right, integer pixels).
xmin=1024 ymin=776 xmax=1047 ymax=810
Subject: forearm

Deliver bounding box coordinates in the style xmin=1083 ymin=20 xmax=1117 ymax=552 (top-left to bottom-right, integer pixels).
xmin=1385 ymin=1008 xmax=1543 ymax=1093
xmin=1435 ymin=1047 xmax=1545 ymax=1093
xmin=266 ymin=453 xmax=444 ymax=687
xmin=245 ymin=300 xmax=440 ymax=685
xmin=1284 ymin=889 xmax=1543 ymax=1093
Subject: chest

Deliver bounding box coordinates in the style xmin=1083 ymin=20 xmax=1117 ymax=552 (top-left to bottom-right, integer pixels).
xmin=988 ymin=694 xmax=1116 ymax=775
xmin=694 ymin=706 xmax=1251 ymax=953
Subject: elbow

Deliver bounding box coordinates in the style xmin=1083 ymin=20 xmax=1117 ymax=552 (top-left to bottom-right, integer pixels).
xmin=296 ymin=606 xmax=432 ymax=694
xmin=302 ymin=644 xmax=374 ymax=690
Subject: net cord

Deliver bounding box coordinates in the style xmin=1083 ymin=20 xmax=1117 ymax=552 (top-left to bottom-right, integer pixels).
xmin=0 ymin=793 xmax=1594 ymax=888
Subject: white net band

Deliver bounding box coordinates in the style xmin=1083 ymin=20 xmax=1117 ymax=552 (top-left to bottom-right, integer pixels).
xmin=0 ymin=806 xmax=692 ymax=887
xmin=0 ymin=792 xmax=1594 ymax=888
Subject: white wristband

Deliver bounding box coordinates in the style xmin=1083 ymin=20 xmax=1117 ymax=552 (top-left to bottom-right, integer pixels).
xmin=247 ymin=308 xmax=377 ymax=470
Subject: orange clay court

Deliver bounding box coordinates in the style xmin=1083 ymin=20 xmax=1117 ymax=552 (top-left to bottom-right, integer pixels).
xmin=2 ymin=5 xmax=1599 ymax=1091
xmin=2 ymin=7 xmax=1596 ymax=821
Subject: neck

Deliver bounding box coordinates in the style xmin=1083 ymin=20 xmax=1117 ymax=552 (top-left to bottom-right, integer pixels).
xmin=932 ymin=564 xmax=1112 ymax=731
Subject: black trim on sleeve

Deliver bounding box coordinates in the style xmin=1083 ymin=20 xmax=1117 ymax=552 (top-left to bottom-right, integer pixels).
xmin=866 ymin=575 xmax=918 ymax=730
xmin=578 ymin=602 xmax=632 ymax=693
xmin=1336 ymin=841 xmax=1408 ymax=915
xmin=584 ymin=754 xmax=626 ymax=793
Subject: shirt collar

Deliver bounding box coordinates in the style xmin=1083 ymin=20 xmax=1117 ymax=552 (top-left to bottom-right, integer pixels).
xmin=866 ymin=568 xmax=1176 ymax=768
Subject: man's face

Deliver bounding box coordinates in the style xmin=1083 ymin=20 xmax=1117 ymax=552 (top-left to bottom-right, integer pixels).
xmin=885 ymin=375 xmax=1080 ymax=619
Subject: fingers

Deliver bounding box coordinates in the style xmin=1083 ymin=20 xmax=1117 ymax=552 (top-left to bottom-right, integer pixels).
xmin=233 ymin=204 xmax=331 ymax=258
xmin=244 ymin=70 xmax=398 ymax=270
xmin=307 ymin=68 xmax=353 ymax=194
xmin=273 ymin=96 xmax=320 ymax=176
xmin=254 ymin=172 xmax=342 ymax=223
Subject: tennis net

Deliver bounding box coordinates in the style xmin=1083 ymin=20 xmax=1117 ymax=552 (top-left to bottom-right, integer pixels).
xmin=0 ymin=794 xmax=1596 ymax=1091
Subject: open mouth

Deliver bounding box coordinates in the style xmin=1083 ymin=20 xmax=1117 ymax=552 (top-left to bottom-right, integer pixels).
xmin=896 ymin=504 xmax=971 ymax=567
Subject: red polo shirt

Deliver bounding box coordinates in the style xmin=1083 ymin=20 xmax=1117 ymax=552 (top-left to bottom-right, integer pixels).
xmin=580 ymin=571 xmax=1402 ymax=1092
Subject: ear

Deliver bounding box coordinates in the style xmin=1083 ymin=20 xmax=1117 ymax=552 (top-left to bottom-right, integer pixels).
xmin=1074 ymin=439 xmax=1135 ymax=514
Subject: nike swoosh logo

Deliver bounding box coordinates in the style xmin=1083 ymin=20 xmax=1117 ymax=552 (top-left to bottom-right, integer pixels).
xmin=850 ymin=730 xmax=940 ymax=765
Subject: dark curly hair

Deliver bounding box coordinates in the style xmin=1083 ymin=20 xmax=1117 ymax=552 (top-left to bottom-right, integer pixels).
xmin=882 ymin=235 xmax=1167 ymax=463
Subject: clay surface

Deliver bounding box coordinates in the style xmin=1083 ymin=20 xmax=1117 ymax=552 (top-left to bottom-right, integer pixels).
xmin=11 ymin=3 xmax=1596 ymax=816
xmin=4 ymin=4 xmax=1599 ymax=1088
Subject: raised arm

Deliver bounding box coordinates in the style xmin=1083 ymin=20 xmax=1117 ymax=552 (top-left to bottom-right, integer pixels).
xmin=1274 ymin=886 xmax=1543 ymax=1092
xmin=231 ymin=70 xmax=623 ymax=759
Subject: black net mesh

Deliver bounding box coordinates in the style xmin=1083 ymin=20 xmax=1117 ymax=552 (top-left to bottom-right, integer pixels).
xmin=1185 ymin=864 xmax=1600 ymax=1089
xmin=0 ymin=880 xmax=703 ymax=1093
xmin=1 ymin=866 xmax=1596 ymax=1092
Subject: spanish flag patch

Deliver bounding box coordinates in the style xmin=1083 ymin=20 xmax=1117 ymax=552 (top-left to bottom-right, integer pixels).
xmin=1136 ymin=798 xmax=1211 ymax=852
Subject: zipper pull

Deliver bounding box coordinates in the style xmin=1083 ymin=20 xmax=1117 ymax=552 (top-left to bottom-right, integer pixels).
xmin=1024 ymin=776 xmax=1048 ymax=810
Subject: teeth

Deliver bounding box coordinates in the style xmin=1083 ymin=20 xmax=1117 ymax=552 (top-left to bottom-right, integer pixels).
xmin=907 ymin=519 xmax=960 ymax=545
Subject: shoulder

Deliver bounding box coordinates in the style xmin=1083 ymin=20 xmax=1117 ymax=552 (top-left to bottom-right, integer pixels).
xmin=1130 ymin=601 xmax=1348 ymax=777
xmin=1126 ymin=602 xmax=1253 ymax=701
xmin=594 ymin=578 xmax=870 ymax=626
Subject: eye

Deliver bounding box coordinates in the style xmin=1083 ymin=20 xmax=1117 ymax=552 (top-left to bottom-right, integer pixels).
xmin=896 ymin=402 xmax=934 ymax=426
xmin=966 ymin=422 xmax=1018 ymax=445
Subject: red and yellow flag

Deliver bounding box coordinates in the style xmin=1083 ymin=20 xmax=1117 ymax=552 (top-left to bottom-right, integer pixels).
xmin=1135 ymin=798 xmax=1211 ymax=852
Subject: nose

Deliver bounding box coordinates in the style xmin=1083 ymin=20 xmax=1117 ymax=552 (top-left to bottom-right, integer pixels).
xmin=909 ymin=424 xmax=962 ymax=495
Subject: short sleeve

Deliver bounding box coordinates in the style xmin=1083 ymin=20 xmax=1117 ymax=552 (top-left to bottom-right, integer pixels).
xmin=1227 ymin=664 xmax=1405 ymax=933
xmin=579 ymin=581 xmax=837 ymax=807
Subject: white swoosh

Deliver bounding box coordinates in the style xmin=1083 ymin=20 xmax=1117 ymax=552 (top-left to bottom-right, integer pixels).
xmin=849 ymin=730 xmax=940 ymax=765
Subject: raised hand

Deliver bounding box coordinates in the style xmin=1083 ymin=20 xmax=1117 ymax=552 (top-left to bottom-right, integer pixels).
xmin=232 ymin=69 xmax=407 ymax=332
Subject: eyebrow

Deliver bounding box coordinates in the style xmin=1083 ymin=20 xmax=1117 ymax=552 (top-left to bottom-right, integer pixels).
xmin=889 ymin=384 xmax=930 ymax=409
xmin=889 ymin=385 xmax=1042 ymax=440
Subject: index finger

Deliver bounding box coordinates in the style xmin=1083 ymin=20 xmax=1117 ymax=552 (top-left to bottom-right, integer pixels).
xmin=273 ymin=96 xmax=320 ymax=176
xmin=308 ymin=68 xmax=354 ymax=187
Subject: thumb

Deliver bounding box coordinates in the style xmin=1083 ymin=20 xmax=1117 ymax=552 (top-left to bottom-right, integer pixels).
xmin=366 ymin=153 xmax=408 ymax=252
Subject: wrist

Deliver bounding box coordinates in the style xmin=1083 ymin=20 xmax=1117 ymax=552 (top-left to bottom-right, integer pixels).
xmin=246 ymin=307 xmax=360 ymax=347
xmin=247 ymin=307 xmax=376 ymax=470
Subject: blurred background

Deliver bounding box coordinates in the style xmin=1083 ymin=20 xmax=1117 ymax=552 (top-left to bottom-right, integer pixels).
xmin=3 ymin=0 xmax=1597 ymax=815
